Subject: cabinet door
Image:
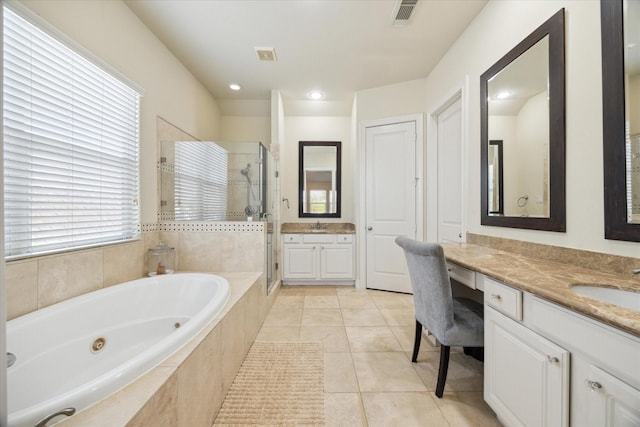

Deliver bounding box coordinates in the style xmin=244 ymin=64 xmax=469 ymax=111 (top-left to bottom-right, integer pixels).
xmin=582 ymin=365 xmax=640 ymax=427
xmin=283 ymin=245 xmax=317 ymax=279
xmin=319 ymin=244 xmax=353 ymax=279
xmin=485 ymin=307 xmax=570 ymax=427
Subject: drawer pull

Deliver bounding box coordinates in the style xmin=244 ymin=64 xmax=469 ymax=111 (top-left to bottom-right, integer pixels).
xmin=491 ymin=294 xmax=502 ymax=302
xmin=547 ymin=356 xmax=559 ymax=363
xmin=585 ymin=380 xmax=602 ymax=391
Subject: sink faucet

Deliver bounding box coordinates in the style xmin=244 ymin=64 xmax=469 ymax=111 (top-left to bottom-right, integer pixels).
xmin=314 ymin=220 xmax=321 ymax=230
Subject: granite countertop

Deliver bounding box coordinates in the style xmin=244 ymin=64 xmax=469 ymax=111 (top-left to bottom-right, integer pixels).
xmin=281 ymin=222 xmax=356 ymax=234
xmin=441 ymin=242 xmax=640 ymax=337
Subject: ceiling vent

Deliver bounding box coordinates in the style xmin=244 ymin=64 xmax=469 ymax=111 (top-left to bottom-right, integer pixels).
xmin=255 ymin=47 xmax=277 ymax=62
xmin=390 ymin=0 xmax=418 ymax=26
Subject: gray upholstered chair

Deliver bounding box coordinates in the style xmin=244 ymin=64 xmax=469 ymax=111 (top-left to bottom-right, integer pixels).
xmin=395 ymin=236 xmax=484 ymax=398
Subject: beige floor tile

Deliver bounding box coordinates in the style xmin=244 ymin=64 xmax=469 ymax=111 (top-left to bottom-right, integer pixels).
xmin=341 ymin=308 xmax=387 ymax=326
xmin=352 ymin=352 xmax=426 ymax=392
xmin=299 ymin=326 xmax=350 ymax=352
xmin=324 ymin=353 xmax=359 ymax=392
xmin=262 ymin=307 xmax=303 ymax=326
xmin=278 ymin=285 xmax=307 ymax=295
xmin=389 ymin=326 xmax=416 ymax=352
xmin=345 ymin=326 xmax=402 ymax=352
xmin=412 ymin=349 xmax=484 ymax=392
xmin=324 ymin=393 xmax=366 ymax=427
xmin=433 ymin=391 xmax=501 ymax=426
xmin=338 ymin=295 xmax=377 ymax=309
xmin=361 ymin=392 xmax=449 ymax=427
xmin=371 ymin=293 xmax=414 ymax=309
xmin=380 ymin=308 xmax=415 ymax=326
xmin=271 ymin=295 xmax=305 ymax=308
xmin=302 ymin=286 xmax=338 ymax=296
xmin=304 ymin=295 xmax=340 ymax=308
xmin=301 ymin=308 xmax=344 ymax=326
xmin=336 ymin=287 xmax=369 ymax=296
xmin=255 ymin=326 xmax=300 ymax=341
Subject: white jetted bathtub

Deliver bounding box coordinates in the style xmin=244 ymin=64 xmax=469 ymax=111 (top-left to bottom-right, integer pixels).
xmin=7 ymin=272 xmax=230 ymax=427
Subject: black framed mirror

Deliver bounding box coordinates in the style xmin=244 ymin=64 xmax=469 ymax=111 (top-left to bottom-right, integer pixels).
xmin=298 ymin=141 xmax=341 ymax=218
xmin=480 ymin=8 xmax=566 ymax=231
xmin=601 ymin=0 xmax=640 ymax=242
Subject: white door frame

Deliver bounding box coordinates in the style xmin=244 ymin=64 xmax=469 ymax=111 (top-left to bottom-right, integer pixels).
xmin=426 ymin=77 xmax=469 ymax=243
xmin=357 ymin=114 xmax=424 ymax=290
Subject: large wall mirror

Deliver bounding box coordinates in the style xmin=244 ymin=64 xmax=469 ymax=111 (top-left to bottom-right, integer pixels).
xmin=480 ymin=9 xmax=566 ymax=231
xmin=298 ymin=141 xmax=341 ymax=218
xmin=601 ymin=0 xmax=640 ymax=242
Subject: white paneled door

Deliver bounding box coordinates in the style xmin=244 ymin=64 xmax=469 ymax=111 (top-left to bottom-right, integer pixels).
xmin=365 ymin=121 xmax=417 ymax=293
xmin=436 ymin=94 xmax=464 ymax=242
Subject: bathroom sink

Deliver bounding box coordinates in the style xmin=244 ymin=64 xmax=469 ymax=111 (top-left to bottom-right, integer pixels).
xmin=570 ymin=285 xmax=640 ymax=311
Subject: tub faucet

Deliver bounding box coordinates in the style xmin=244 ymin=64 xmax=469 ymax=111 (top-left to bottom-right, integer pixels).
xmin=633 ymin=268 xmax=640 ymax=275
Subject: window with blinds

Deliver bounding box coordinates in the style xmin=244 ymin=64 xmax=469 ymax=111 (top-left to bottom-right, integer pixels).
xmin=3 ymin=6 xmax=141 ymax=259
xmin=174 ymin=141 xmax=227 ymax=221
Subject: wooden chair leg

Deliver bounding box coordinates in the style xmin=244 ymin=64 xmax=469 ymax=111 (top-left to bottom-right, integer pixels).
xmin=435 ymin=345 xmax=451 ymax=398
xmin=411 ymin=319 xmax=422 ymax=362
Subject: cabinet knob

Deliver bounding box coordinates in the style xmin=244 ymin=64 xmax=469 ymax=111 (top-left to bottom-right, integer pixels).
xmin=367 ymin=227 xmax=373 ymax=231
xmin=490 ymin=294 xmax=502 ymax=302
xmin=585 ymin=380 xmax=602 ymax=391
xmin=546 ymin=355 xmax=559 ymax=364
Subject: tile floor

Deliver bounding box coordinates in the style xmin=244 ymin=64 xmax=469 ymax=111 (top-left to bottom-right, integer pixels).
xmin=255 ymin=285 xmax=502 ymax=427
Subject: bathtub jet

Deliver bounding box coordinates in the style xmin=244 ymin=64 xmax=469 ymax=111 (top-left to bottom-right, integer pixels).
xmin=7 ymin=272 xmax=230 ymax=427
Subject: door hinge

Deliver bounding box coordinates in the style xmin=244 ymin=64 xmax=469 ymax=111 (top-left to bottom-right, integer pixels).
xmin=275 ymin=262 xmax=279 ymax=270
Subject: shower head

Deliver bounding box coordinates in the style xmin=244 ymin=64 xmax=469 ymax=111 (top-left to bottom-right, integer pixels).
xmin=240 ymin=163 xmax=251 ymax=176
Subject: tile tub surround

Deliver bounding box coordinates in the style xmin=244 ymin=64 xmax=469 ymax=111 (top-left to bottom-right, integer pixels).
xmin=281 ymin=222 xmax=356 ymax=234
xmin=6 ymin=222 xmax=266 ymax=320
xmin=441 ymin=242 xmax=640 ymax=337
xmin=60 ymin=272 xmax=273 ymax=427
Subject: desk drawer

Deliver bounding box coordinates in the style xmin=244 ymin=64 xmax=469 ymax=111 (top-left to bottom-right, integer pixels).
xmin=447 ymin=262 xmax=476 ymax=289
xmin=484 ymin=277 xmax=522 ymax=321
xmin=283 ymin=234 xmax=301 ymax=243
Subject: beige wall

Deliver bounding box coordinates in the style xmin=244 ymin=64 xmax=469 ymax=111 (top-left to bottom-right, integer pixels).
xmin=281 ymin=116 xmax=353 ymax=223
xmin=356 ymin=79 xmax=427 ymax=123
xmin=220 ymin=116 xmax=271 ymax=146
xmin=19 ymin=0 xmax=222 ymax=224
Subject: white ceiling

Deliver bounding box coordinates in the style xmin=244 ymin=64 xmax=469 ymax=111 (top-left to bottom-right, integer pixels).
xmin=124 ymin=0 xmax=487 ymax=116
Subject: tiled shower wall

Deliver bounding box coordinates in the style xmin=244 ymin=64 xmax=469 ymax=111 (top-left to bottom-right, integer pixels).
xmin=5 ymin=222 xmax=266 ymax=320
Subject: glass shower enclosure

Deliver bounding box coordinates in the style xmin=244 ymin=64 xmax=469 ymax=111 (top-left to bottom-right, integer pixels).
xmin=160 ymin=140 xmax=278 ymax=292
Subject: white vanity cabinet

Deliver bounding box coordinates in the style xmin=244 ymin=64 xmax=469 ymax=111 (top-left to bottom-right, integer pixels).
xmin=480 ymin=274 xmax=640 ymax=427
xmin=528 ymin=295 xmax=640 ymax=427
xmin=283 ymin=234 xmax=354 ymax=284
xmin=483 ymin=277 xmax=570 ymax=427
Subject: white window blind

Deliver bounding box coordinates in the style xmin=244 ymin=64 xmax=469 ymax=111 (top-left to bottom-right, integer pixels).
xmin=174 ymin=141 xmax=228 ymax=221
xmin=3 ymin=6 xmax=141 ymax=259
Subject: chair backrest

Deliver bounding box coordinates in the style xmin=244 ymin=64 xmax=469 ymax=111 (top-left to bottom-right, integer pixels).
xmin=395 ymin=236 xmax=453 ymax=340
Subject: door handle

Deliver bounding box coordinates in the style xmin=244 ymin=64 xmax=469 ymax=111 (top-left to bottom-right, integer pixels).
xmin=367 ymin=227 xmax=373 ymax=231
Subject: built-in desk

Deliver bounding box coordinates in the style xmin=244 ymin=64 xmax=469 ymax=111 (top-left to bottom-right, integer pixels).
xmin=441 ymin=242 xmax=640 ymax=427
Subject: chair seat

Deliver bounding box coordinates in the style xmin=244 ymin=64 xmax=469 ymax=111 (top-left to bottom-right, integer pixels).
xmin=439 ymin=297 xmax=484 ymax=347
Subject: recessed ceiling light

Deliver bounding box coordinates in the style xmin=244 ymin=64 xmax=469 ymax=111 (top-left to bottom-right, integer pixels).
xmin=308 ymin=91 xmax=324 ymax=100
xmin=229 ymin=83 xmax=241 ymax=91
xmin=495 ymin=91 xmax=511 ymax=100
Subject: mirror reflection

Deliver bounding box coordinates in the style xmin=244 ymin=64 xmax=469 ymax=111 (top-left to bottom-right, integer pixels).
xmin=480 ymin=8 xmax=565 ymax=232
xmin=488 ymin=140 xmax=504 ymax=215
xmin=624 ymin=0 xmax=640 ymax=224
xmin=487 ymin=36 xmax=549 ymax=217
xmin=298 ymin=141 xmax=341 ymax=218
